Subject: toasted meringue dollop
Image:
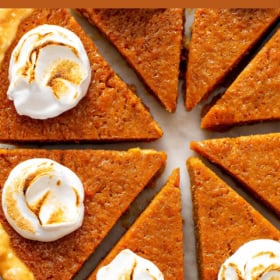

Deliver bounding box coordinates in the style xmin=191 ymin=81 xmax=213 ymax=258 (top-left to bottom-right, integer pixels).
xmin=2 ymin=158 xmax=84 ymax=242
xmin=7 ymin=24 xmax=91 ymax=119
xmin=218 ymin=239 xmax=280 ymax=280
xmin=96 ymin=249 xmax=164 ymax=280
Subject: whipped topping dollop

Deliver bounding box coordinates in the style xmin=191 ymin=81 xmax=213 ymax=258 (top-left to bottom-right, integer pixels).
xmin=2 ymin=158 xmax=84 ymax=242
xmin=7 ymin=24 xmax=91 ymax=119
xmin=97 ymin=249 xmax=164 ymax=280
xmin=218 ymin=239 xmax=280 ymax=280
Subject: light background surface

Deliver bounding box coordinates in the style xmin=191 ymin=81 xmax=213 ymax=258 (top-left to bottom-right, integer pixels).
xmin=1 ymin=9 xmax=280 ymax=280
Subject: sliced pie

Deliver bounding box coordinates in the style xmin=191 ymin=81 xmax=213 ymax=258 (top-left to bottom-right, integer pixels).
xmin=191 ymin=133 xmax=280 ymax=216
xmin=89 ymin=169 xmax=184 ymax=279
xmin=201 ymin=28 xmax=280 ymax=129
xmin=77 ymin=9 xmax=184 ymax=112
xmin=0 ymin=8 xmax=162 ymax=142
xmin=0 ymin=148 xmax=166 ymax=279
xmin=185 ymin=8 xmax=280 ymax=111
xmin=187 ymin=157 xmax=280 ymax=279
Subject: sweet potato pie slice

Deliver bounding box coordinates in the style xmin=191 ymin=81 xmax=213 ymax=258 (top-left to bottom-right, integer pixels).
xmin=185 ymin=9 xmax=279 ymax=111
xmin=89 ymin=169 xmax=184 ymax=280
xmin=187 ymin=157 xmax=280 ymax=279
xmin=77 ymin=9 xmax=184 ymax=112
xmin=201 ymin=29 xmax=280 ymax=130
xmin=0 ymin=8 xmax=162 ymax=142
xmin=0 ymin=148 xmax=166 ymax=279
xmin=191 ymin=133 xmax=280 ymax=216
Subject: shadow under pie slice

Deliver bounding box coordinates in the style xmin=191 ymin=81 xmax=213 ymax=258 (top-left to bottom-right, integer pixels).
xmin=77 ymin=9 xmax=184 ymax=113
xmin=201 ymin=28 xmax=280 ymax=130
xmin=89 ymin=169 xmax=184 ymax=280
xmin=0 ymin=8 xmax=162 ymax=143
xmin=185 ymin=8 xmax=280 ymax=111
xmin=0 ymin=148 xmax=166 ymax=280
xmin=191 ymin=133 xmax=280 ymax=217
xmin=187 ymin=157 xmax=280 ymax=280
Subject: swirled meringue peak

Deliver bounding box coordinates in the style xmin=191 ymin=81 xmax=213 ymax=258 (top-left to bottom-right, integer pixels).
xmin=97 ymin=249 xmax=164 ymax=280
xmin=2 ymin=158 xmax=84 ymax=242
xmin=218 ymin=239 xmax=280 ymax=280
xmin=7 ymin=24 xmax=91 ymax=119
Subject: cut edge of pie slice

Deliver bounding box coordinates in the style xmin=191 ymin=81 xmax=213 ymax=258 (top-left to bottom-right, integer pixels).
xmin=77 ymin=9 xmax=184 ymax=113
xmin=191 ymin=133 xmax=280 ymax=217
xmin=187 ymin=157 xmax=280 ymax=279
xmin=89 ymin=168 xmax=184 ymax=280
xmin=0 ymin=148 xmax=166 ymax=280
xmin=185 ymin=8 xmax=280 ymax=111
xmin=0 ymin=8 xmax=163 ymax=142
xmin=201 ymin=28 xmax=280 ymax=130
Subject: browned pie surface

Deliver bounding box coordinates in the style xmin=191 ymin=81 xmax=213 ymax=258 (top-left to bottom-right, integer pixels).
xmin=187 ymin=157 xmax=280 ymax=280
xmin=89 ymin=169 xmax=184 ymax=280
xmin=78 ymin=9 xmax=184 ymax=112
xmin=201 ymin=29 xmax=280 ymax=129
xmin=185 ymin=8 xmax=279 ymax=111
xmin=0 ymin=148 xmax=166 ymax=280
xmin=191 ymin=133 xmax=280 ymax=217
xmin=0 ymin=8 xmax=162 ymax=142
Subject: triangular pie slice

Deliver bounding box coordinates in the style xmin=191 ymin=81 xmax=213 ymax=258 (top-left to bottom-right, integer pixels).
xmin=191 ymin=133 xmax=280 ymax=216
xmin=187 ymin=157 xmax=280 ymax=279
xmin=77 ymin=9 xmax=184 ymax=112
xmin=0 ymin=148 xmax=166 ymax=279
xmin=89 ymin=169 xmax=184 ymax=279
xmin=0 ymin=8 xmax=162 ymax=142
xmin=201 ymin=28 xmax=280 ymax=129
xmin=185 ymin=8 xmax=280 ymax=111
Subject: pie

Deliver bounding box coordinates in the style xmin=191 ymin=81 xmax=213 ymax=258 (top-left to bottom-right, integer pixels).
xmin=77 ymin=9 xmax=184 ymax=112
xmin=0 ymin=148 xmax=166 ymax=279
xmin=185 ymin=8 xmax=279 ymax=111
xmin=0 ymin=8 xmax=162 ymax=143
xmin=201 ymin=28 xmax=280 ymax=130
xmin=187 ymin=157 xmax=280 ymax=279
xmin=191 ymin=133 xmax=280 ymax=216
xmin=89 ymin=169 xmax=184 ymax=279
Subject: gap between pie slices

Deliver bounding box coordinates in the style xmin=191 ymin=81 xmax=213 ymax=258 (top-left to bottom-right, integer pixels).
xmin=191 ymin=133 xmax=280 ymax=218
xmin=185 ymin=8 xmax=280 ymax=111
xmin=0 ymin=8 xmax=162 ymax=143
xmin=89 ymin=168 xmax=184 ymax=280
xmin=77 ymin=9 xmax=184 ymax=113
xmin=187 ymin=157 xmax=280 ymax=280
xmin=0 ymin=148 xmax=166 ymax=280
xmin=201 ymin=28 xmax=280 ymax=130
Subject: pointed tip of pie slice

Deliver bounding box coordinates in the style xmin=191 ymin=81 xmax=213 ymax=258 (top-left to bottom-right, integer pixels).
xmin=89 ymin=168 xmax=184 ymax=280
xmin=185 ymin=95 xmax=200 ymax=111
xmin=187 ymin=157 xmax=280 ymax=279
xmin=77 ymin=8 xmax=183 ymax=113
xmin=201 ymin=28 xmax=280 ymax=130
xmin=185 ymin=8 xmax=280 ymax=112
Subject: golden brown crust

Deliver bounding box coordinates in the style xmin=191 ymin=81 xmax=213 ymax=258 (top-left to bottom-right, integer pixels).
xmin=77 ymin=9 xmax=184 ymax=112
xmin=185 ymin=8 xmax=280 ymax=111
xmin=0 ymin=8 xmax=162 ymax=142
xmin=0 ymin=223 xmax=34 ymax=280
xmin=187 ymin=157 xmax=280 ymax=279
xmin=0 ymin=9 xmax=33 ymax=64
xmin=191 ymin=133 xmax=280 ymax=216
xmin=201 ymin=29 xmax=280 ymax=130
xmin=89 ymin=169 xmax=184 ymax=280
xmin=0 ymin=148 xmax=166 ymax=279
